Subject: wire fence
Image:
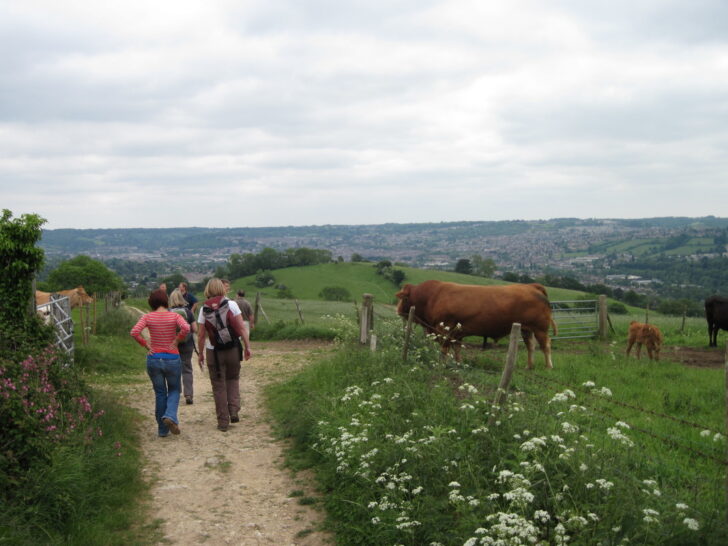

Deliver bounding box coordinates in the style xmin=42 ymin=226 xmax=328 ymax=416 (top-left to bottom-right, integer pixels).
xmin=518 ymin=370 xmax=727 ymax=466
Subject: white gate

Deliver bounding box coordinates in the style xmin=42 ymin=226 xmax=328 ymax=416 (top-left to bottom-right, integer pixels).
xmin=37 ymin=294 xmax=74 ymax=359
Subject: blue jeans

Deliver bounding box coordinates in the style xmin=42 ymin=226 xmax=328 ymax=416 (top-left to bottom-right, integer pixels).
xmin=146 ymin=355 xmax=182 ymax=436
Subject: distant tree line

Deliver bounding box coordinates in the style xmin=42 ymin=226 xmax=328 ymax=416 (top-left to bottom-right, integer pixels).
xmin=217 ymin=247 xmax=333 ymax=280
xmin=501 ymin=271 xmax=706 ymax=317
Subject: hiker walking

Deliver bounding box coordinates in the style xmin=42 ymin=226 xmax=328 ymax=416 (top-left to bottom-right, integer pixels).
xmin=130 ymin=288 xmax=190 ymax=437
xmin=169 ymin=289 xmax=198 ymax=405
xmin=178 ymin=281 xmax=198 ymax=312
xmin=197 ymin=278 xmax=252 ymax=432
xmin=235 ymin=289 xmax=255 ymax=334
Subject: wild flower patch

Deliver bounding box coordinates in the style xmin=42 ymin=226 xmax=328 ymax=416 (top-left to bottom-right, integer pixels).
xmin=268 ymin=318 xmax=727 ymax=545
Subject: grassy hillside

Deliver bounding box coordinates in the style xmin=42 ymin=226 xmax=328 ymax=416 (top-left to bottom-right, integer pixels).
xmin=230 ymin=263 xmax=587 ymax=305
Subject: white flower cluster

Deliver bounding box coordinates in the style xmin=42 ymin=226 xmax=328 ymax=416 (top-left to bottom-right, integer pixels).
xmin=549 ymin=389 xmax=576 ymax=404
xmin=459 ymin=383 xmax=479 ymax=394
xmin=607 ymin=426 xmax=634 ymax=447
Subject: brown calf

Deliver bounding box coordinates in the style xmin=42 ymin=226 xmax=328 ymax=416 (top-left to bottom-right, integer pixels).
xmin=626 ymin=321 xmax=663 ymax=361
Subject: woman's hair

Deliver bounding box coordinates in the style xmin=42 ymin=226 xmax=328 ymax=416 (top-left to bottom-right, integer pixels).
xmin=168 ymin=288 xmax=186 ymax=308
xmin=204 ymin=278 xmax=226 ymax=298
xmin=148 ymin=288 xmax=169 ymax=310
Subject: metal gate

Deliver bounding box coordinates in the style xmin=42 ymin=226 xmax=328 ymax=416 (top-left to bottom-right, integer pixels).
xmin=551 ymin=299 xmax=599 ymax=340
xmin=37 ymin=294 xmax=74 ymax=359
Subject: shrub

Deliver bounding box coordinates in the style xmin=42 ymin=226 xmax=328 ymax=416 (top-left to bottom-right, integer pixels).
xmin=319 ymin=286 xmax=352 ymax=301
xmin=608 ymin=302 xmax=629 ymax=315
xmin=254 ymin=270 xmax=276 ymax=288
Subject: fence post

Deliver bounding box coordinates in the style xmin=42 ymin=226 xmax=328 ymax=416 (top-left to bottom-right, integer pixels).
xmin=402 ymin=306 xmax=416 ymax=361
xmin=294 ymin=299 xmax=305 ymax=324
xmin=92 ymin=294 xmax=97 ymax=335
xmin=488 ymin=323 xmax=521 ymax=427
xmin=360 ymin=293 xmax=374 ymax=345
xmin=598 ymin=295 xmax=608 ymax=340
xmin=254 ymin=292 xmax=261 ymax=326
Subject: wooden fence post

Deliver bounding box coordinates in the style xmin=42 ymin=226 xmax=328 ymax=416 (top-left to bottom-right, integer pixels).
xmin=598 ymin=295 xmax=608 ymax=340
xmin=254 ymin=292 xmax=261 ymax=326
xmin=359 ymin=294 xmax=374 ymax=345
xmin=294 ymin=299 xmax=305 ymax=324
xmin=92 ymin=294 xmax=97 ymax=335
xmin=402 ymin=306 xmax=416 ymax=361
xmin=680 ymin=307 xmax=687 ymax=334
xmin=488 ymin=323 xmax=521 ymax=427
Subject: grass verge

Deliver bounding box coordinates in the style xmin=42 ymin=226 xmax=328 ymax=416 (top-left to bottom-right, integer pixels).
xmin=266 ymin=316 xmax=728 ymax=545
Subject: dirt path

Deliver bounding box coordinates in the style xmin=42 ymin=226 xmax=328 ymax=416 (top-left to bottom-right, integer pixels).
xmin=121 ymin=340 xmax=333 ymax=545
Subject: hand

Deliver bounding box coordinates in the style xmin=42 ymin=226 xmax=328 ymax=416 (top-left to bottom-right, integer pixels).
xmin=244 ymin=348 xmax=251 ymax=361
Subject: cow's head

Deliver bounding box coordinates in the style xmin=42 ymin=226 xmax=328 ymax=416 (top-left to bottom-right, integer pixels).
xmin=395 ymin=284 xmax=413 ymax=317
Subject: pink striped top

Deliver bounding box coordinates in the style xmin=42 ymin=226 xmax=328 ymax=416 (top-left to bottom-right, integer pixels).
xmin=130 ymin=310 xmax=190 ymax=355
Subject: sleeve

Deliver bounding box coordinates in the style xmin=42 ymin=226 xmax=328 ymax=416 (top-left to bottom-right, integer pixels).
xmin=130 ymin=315 xmax=149 ymax=347
xmin=228 ymin=300 xmax=242 ymax=316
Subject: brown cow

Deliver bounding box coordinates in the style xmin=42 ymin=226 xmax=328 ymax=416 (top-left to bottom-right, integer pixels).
xmin=35 ymin=286 xmax=94 ymax=309
xmin=626 ymin=321 xmax=663 ymax=361
xmin=396 ymin=281 xmax=557 ymax=369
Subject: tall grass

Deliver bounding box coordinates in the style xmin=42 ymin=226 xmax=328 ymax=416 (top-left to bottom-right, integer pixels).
xmin=266 ymin=315 xmax=728 ymax=545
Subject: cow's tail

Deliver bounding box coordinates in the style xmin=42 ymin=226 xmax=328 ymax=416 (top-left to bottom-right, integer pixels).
xmin=550 ymin=317 xmax=558 ymax=337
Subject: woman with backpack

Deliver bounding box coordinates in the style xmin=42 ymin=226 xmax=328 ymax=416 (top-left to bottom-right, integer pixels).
xmin=197 ymin=278 xmax=252 ymax=432
xmin=130 ymin=288 xmax=190 ymax=437
xmin=169 ymin=289 xmax=198 ymax=405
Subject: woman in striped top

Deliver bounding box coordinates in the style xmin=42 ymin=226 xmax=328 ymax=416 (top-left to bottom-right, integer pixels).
xmin=130 ymin=288 xmax=190 ymax=437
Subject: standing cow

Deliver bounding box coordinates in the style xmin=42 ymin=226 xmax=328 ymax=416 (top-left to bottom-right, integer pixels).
xmin=705 ymin=296 xmax=728 ymax=347
xmin=396 ymin=281 xmax=557 ymax=369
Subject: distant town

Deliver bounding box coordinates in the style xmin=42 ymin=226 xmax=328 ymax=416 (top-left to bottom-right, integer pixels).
xmin=39 ymin=217 xmax=728 ymax=303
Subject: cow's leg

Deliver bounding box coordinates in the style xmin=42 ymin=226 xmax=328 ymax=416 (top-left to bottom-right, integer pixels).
xmin=626 ymin=337 xmax=635 ymax=357
xmin=533 ymin=330 xmax=553 ymax=369
xmin=636 ymin=343 xmax=642 ymax=359
xmin=521 ymin=330 xmax=536 ymax=369
xmin=646 ymin=347 xmax=653 ymax=360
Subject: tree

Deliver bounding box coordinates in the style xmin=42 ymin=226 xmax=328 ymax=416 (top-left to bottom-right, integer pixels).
xmin=351 ymin=253 xmax=364 ymax=262
xmin=454 ymin=259 xmax=472 ymax=275
xmin=47 ymin=255 xmax=124 ymax=294
xmin=254 ymin=270 xmax=275 ymax=288
xmin=319 ymin=286 xmax=352 ymax=301
xmin=470 ymin=255 xmax=496 ymax=277
xmin=391 ymin=269 xmax=406 ymax=286
xmin=0 ymin=209 xmax=46 ymax=328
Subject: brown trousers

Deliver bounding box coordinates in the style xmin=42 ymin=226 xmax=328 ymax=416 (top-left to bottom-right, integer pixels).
xmin=206 ymin=346 xmax=241 ymax=427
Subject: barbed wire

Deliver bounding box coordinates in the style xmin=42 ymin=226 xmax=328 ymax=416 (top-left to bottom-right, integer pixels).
xmin=518 ymin=372 xmax=727 ymax=466
xmin=524 ymin=370 xmax=722 ymax=436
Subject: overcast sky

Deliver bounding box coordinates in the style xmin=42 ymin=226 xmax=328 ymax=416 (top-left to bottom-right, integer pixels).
xmin=1 ymin=1 xmax=727 ymax=229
